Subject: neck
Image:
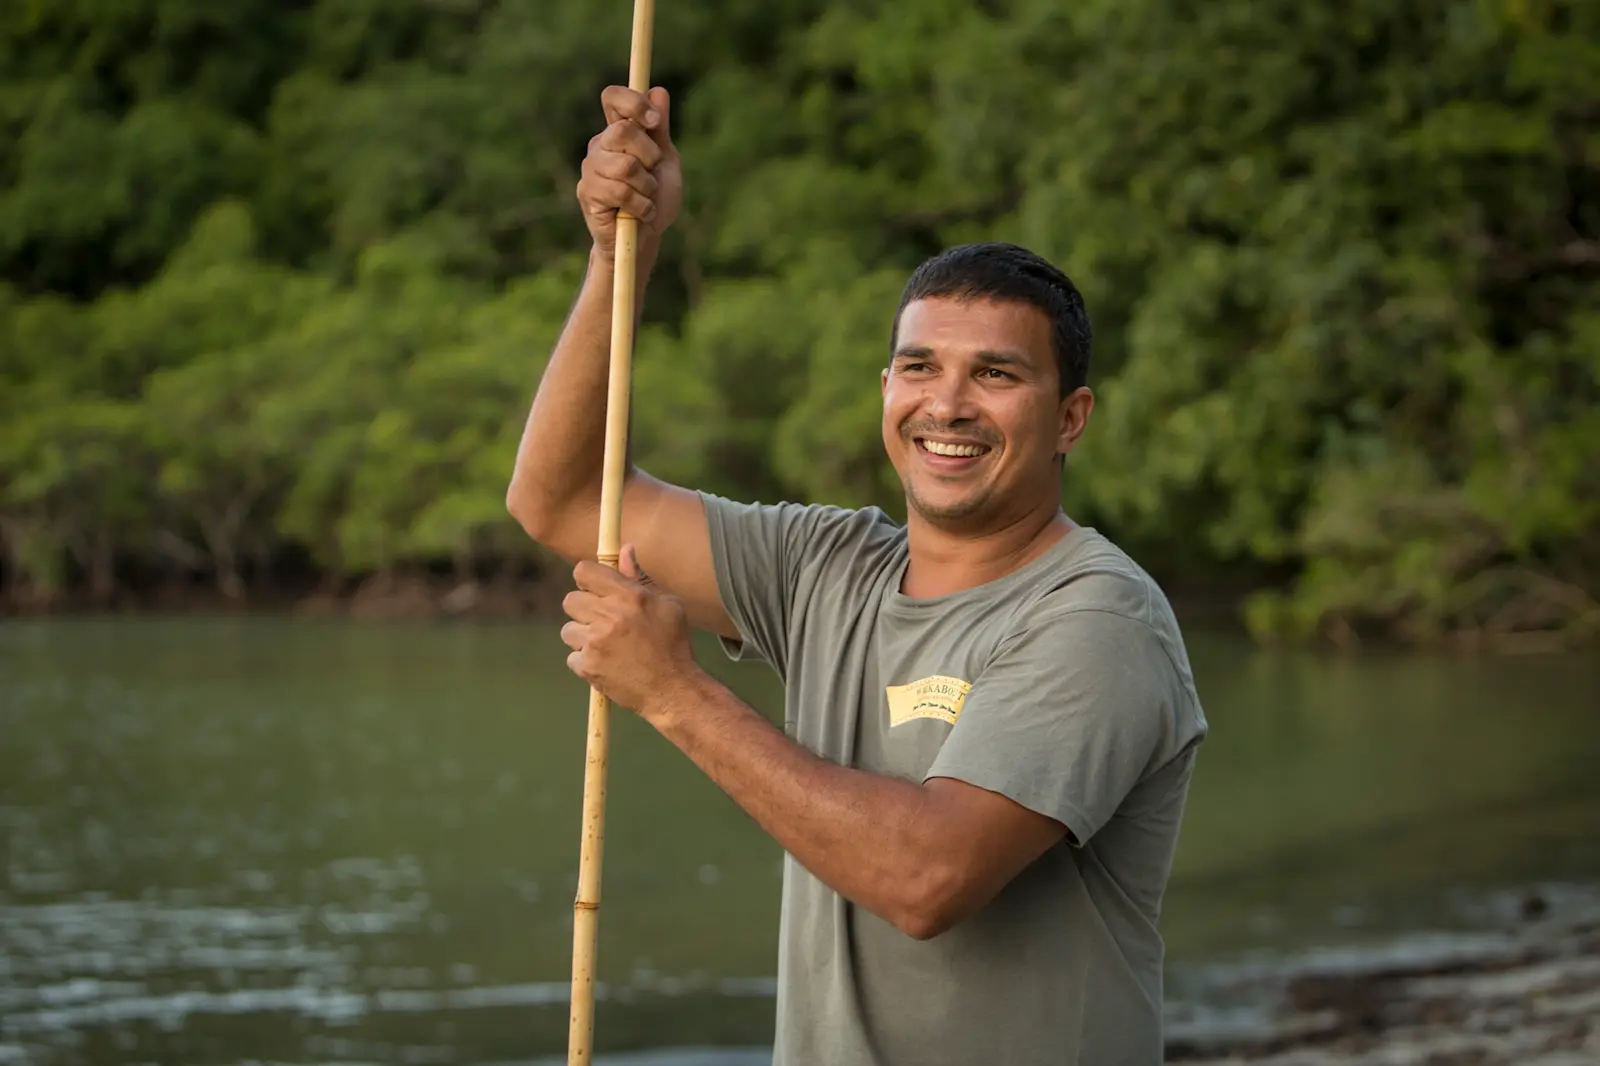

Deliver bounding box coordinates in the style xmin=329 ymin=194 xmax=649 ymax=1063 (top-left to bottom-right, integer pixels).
xmin=900 ymin=497 xmax=1074 ymax=599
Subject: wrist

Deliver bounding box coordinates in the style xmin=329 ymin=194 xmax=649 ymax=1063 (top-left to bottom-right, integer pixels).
xmin=640 ymin=665 xmax=720 ymax=733
xmin=589 ymin=236 xmax=661 ymax=272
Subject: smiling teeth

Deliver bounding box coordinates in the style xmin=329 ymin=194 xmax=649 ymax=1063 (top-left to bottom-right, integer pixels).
xmin=923 ymin=440 xmax=987 ymax=458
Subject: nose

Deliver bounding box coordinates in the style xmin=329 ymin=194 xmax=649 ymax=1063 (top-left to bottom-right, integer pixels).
xmin=922 ymin=369 xmax=980 ymax=424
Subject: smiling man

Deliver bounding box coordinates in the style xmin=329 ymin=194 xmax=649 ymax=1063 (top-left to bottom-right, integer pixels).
xmin=508 ymin=85 xmax=1209 ymax=1066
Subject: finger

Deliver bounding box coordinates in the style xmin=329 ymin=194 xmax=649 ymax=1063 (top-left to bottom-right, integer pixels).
xmin=577 ymin=173 xmax=657 ymax=224
xmin=595 ymin=122 xmax=663 ymax=171
xmin=644 ymin=87 xmax=672 ymax=148
xmin=600 ymin=85 xmax=660 ymax=131
xmin=566 ymin=650 xmax=590 ymax=680
xmin=562 ymin=589 xmax=603 ymax=623
xmin=573 ymin=558 xmax=632 ymax=593
xmin=559 ymin=620 xmax=589 ymax=651
xmin=591 ymin=149 xmax=660 ymax=202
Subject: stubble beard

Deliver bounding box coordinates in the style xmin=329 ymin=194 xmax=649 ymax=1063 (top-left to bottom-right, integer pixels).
xmin=902 ymin=471 xmax=995 ymax=524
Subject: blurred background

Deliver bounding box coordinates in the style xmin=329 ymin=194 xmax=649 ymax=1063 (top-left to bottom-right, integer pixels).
xmin=1 ymin=1 xmax=1596 ymax=1064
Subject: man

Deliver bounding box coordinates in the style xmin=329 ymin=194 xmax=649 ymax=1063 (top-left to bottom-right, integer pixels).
xmin=508 ymin=84 xmax=1208 ymax=1066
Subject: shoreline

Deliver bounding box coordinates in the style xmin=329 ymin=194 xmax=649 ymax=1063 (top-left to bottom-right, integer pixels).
xmin=1168 ymin=898 xmax=1600 ymax=1064
xmin=0 ymin=572 xmax=573 ymax=624
xmin=0 ymin=571 xmax=1255 ymax=631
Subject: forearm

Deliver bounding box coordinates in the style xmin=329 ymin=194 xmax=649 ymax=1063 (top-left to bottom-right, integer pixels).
xmin=507 ymin=242 xmax=658 ymax=538
xmin=648 ymin=670 xmax=964 ymax=938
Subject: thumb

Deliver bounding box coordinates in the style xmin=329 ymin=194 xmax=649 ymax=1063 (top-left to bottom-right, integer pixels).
xmin=646 ymin=87 xmax=673 ymax=150
xmin=619 ymin=544 xmax=653 ymax=586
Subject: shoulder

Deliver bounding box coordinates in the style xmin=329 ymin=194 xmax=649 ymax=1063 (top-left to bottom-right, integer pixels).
xmin=1018 ymin=529 xmax=1185 ymax=639
xmin=1004 ymin=529 xmax=1202 ymax=705
xmin=1034 ymin=529 xmax=1163 ymax=622
xmin=699 ymin=491 xmax=905 ymax=573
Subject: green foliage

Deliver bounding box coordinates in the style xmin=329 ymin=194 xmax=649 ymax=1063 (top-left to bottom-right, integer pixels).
xmin=1 ymin=0 xmax=1595 ymax=647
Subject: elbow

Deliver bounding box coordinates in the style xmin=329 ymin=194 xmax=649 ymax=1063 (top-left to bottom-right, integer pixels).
xmin=896 ymin=910 xmax=955 ymax=943
xmin=505 ymin=480 xmax=537 ymax=534
xmin=891 ymin=861 xmax=970 ymax=942
xmin=505 ymin=477 xmax=556 ymax=547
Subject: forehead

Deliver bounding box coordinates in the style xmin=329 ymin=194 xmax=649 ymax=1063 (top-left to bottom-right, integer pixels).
xmin=895 ymin=296 xmax=1053 ymax=362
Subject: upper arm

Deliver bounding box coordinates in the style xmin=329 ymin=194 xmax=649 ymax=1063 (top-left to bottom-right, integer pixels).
xmin=622 ymin=472 xmax=739 ymax=638
xmin=921 ymin=776 xmax=1068 ymax=928
xmin=524 ymin=470 xmax=888 ymax=668
xmin=909 ymin=606 xmax=1201 ymax=932
xmin=924 ymin=608 xmax=1190 ymax=847
xmin=535 ymin=469 xmax=739 ymax=640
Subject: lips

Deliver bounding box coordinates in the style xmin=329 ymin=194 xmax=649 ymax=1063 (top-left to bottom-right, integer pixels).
xmin=913 ymin=438 xmax=992 ymax=470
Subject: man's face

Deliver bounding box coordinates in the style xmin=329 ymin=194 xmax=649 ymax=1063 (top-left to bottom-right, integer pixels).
xmin=881 ymin=296 xmax=1091 ymax=529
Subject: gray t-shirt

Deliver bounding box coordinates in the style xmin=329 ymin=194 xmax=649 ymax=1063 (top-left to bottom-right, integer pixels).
xmin=701 ymin=493 xmax=1208 ymax=1066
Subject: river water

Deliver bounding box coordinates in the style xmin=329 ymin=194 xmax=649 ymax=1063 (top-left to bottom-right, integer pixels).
xmin=2 ymin=616 xmax=1597 ymax=1065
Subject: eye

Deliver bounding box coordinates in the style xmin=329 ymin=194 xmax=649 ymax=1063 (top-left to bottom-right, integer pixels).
xmin=979 ymin=367 xmax=1013 ymax=381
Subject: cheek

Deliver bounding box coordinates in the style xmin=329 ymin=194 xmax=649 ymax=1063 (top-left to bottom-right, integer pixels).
xmin=881 ymin=389 xmax=917 ymax=434
xmin=997 ymin=402 xmax=1059 ymax=457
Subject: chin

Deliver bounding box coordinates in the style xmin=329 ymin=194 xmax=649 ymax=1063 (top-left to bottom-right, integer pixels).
xmin=908 ymin=491 xmax=989 ymax=524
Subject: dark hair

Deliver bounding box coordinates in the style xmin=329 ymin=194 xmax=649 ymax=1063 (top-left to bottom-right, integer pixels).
xmin=890 ymin=242 xmax=1092 ymax=396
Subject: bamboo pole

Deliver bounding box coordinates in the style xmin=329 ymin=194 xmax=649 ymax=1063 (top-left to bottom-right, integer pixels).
xmin=568 ymin=2 xmax=655 ymax=1064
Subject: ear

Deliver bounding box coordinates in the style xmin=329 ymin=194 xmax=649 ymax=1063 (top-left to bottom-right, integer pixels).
xmin=1055 ymin=387 xmax=1094 ymax=456
xmin=881 ymin=367 xmax=890 ymax=397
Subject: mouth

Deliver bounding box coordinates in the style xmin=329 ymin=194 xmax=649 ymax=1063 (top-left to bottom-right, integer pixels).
xmin=914 ymin=437 xmax=993 ymax=469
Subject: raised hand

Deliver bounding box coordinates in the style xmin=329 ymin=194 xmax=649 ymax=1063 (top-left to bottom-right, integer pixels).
xmin=576 ymin=85 xmax=683 ymax=261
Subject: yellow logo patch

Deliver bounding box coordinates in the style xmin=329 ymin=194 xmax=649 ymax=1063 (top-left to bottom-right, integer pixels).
xmin=885 ymin=675 xmax=972 ymax=727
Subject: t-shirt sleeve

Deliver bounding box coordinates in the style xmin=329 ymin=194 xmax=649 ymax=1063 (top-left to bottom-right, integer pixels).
xmin=923 ymin=607 xmax=1193 ymax=846
xmin=698 ymin=491 xmax=888 ymax=682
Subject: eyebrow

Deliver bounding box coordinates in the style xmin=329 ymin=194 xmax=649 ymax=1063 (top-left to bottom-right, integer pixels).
xmin=892 ymin=346 xmax=1033 ymax=368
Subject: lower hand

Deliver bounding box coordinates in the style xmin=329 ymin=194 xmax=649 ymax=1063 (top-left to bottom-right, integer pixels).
xmin=560 ymin=544 xmax=699 ymax=721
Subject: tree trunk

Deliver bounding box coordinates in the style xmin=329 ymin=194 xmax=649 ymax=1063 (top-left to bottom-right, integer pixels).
xmin=198 ymin=497 xmax=254 ymax=600
xmin=89 ymin=529 xmax=116 ymax=605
